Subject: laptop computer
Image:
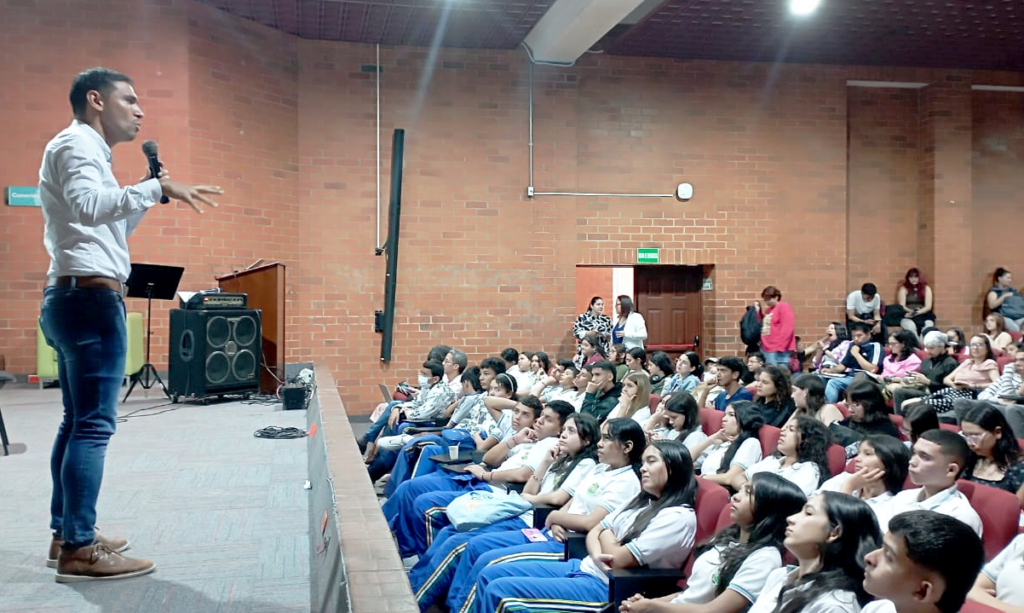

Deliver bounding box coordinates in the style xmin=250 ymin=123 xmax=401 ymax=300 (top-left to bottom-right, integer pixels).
xmin=378 ymin=383 xmax=393 ymax=403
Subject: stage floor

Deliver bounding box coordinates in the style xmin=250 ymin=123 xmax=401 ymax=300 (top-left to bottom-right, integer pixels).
xmin=0 ymin=382 xmax=311 ymax=613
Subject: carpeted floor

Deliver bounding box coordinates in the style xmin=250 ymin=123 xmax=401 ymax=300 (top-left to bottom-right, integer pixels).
xmin=0 ymin=382 xmax=311 ymax=613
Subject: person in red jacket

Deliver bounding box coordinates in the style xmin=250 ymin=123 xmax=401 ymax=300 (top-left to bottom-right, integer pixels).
xmin=756 ymin=286 xmax=796 ymax=369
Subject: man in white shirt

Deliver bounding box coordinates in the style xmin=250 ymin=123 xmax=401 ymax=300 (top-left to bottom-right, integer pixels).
xmin=39 ymin=68 xmax=221 ymax=583
xmin=847 ymin=282 xmax=884 ymax=339
xmin=884 ymin=430 xmax=983 ymax=536
xmin=862 ymin=510 xmax=984 ymax=613
xmin=442 ymin=348 xmax=468 ymax=399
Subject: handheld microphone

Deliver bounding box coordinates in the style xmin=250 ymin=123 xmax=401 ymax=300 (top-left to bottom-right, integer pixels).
xmin=141 ymin=140 xmax=170 ymax=204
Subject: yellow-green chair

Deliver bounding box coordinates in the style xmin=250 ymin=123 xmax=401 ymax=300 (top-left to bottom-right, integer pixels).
xmin=36 ymin=313 xmax=145 ymax=388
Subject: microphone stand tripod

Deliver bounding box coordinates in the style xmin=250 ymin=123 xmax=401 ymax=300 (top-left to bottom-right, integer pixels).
xmin=123 ymin=283 xmax=169 ymax=401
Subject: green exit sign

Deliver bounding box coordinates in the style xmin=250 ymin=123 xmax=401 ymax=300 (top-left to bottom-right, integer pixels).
xmin=5 ymin=186 xmax=40 ymax=207
xmin=637 ymin=248 xmax=659 ymax=263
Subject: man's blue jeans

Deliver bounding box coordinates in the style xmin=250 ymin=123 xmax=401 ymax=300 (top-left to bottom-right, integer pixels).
xmin=40 ymin=286 xmax=126 ymax=549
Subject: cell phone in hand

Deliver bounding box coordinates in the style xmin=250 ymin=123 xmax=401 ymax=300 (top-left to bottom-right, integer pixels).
xmin=521 ymin=528 xmax=548 ymax=542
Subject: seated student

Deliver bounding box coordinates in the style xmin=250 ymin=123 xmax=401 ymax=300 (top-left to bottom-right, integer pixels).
xmin=382 ymin=397 xmax=560 ymax=557
xmin=530 ymin=352 xmax=552 ymax=380
xmin=987 ymin=267 xmax=1024 ymax=332
xmin=733 ymin=416 xmax=831 ymax=496
xmin=896 ymin=268 xmax=938 ymax=338
xmin=863 ymin=510 xmax=985 ymax=613
xmin=662 ymin=352 xmax=702 ymax=396
xmin=442 ymin=348 xmax=469 ymax=399
xmin=442 ymin=419 xmax=647 ymax=613
xmin=809 ymin=322 xmax=853 ymax=374
xmin=880 ymin=330 xmax=923 ymax=380
xmin=359 ymin=360 xmax=455 ymax=461
xmin=747 ymin=492 xmax=882 ymax=613
xmin=689 ymin=401 xmax=764 ymax=487
xmin=609 ymin=343 xmax=630 ymax=381
xmin=529 ymin=357 xmax=570 ymax=399
xmin=582 ymin=360 xmax=624 ymax=422
xmin=625 ymin=347 xmax=648 ymax=376
xmin=848 ymin=282 xmax=885 ymax=340
xmin=985 ymin=313 xmax=1015 ymax=354
xmin=408 ymin=413 xmax=601 ymax=611
xmin=646 ymin=392 xmax=707 ymax=448
xmin=607 ymin=371 xmax=654 ymax=424
xmin=902 ymin=335 xmax=1000 ymax=421
xmin=648 ymin=351 xmax=675 ymax=395
xmin=823 ymin=322 xmax=885 ymax=403
xmin=531 ymin=363 xmax=585 ymax=410
xmin=968 ymin=533 xmax=1024 ymax=612
xmin=953 ymin=347 xmax=1024 ymax=438
xmin=472 ymin=440 xmax=698 ymax=613
xmin=831 ymin=381 xmax=901 ymax=451
xmin=699 ymin=356 xmax=752 ymax=411
xmin=893 ymin=331 xmax=959 ymax=415
xmin=380 ymin=369 xmax=516 ymax=496
xmin=818 ymin=435 xmax=911 ymax=529
xmin=959 ymin=404 xmax=1024 ymax=503
xmin=884 ymin=429 xmax=982 ymax=535
xmin=577 ymin=331 xmax=607 ymax=368
xmin=619 ymin=473 xmax=806 ymax=613
xmin=747 ymin=352 xmax=766 ymax=375
xmin=946 ymin=327 xmax=969 ymax=358
xmin=792 ymin=374 xmax=844 ymax=426
xmin=753 ymin=365 xmax=797 ymax=428
xmin=905 ymin=404 xmax=938 ymax=443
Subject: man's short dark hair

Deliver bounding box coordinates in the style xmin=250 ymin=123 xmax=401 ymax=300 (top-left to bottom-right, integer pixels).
xmin=861 ymin=283 xmax=878 ymax=297
xmin=849 ymin=321 xmax=872 ymax=336
xmin=520 ymin=395 xmax=543 ymax=419
xmin=479 ymin=357 xmax=506 ymax=375
xmin=888 ymin=511 xmax=984 ymax=613
xmin=70 ymin=68 xmax=133 ymax=118
xmin=545 ymin=400 xmax=575 ymax=426
xmin=427 ymin=345 xmax=453 ymax=363
xmin=919 ymin=429 xmax=970 ymax=478
xmin=500 ymin=348 xmax=519 ymax=363
xmin=591 ymin=360 xmax=616 ymax=377
xmin=422 ymin=360 xmax=444 ymax=380
xmin=717 ymin=356 xmax=747 ymax=380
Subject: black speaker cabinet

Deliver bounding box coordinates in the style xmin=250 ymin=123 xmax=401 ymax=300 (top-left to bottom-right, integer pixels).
xmin=168 ymin=308 xmax=262 ymax=402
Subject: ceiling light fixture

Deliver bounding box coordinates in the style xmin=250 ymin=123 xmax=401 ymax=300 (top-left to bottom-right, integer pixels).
xmin=789 ymin=0 xmax=821 ymax=16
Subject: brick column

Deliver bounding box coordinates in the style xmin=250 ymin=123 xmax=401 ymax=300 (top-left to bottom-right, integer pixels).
xmin=918 ymin=79 xmax=973 ymax=328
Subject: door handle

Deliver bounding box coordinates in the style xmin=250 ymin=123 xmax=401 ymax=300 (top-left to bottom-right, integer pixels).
xmin=693 ymin=334 xmax=700 ymax=348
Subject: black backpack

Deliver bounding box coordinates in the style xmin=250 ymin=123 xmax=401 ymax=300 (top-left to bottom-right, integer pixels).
xmin=740 ymin=305 xmax=761 ymax=348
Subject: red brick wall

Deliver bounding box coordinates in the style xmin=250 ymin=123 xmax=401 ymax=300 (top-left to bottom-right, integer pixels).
xmin=2 ymin=0 xmax=1023 ymax=414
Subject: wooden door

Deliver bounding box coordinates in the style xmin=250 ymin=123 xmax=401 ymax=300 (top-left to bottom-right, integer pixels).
xmin=635 ymin=266 xmax=703 ymax=352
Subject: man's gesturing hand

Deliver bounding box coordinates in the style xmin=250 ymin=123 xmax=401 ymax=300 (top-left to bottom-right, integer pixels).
xmin=158 ymin=170 xmax=223 ymax=214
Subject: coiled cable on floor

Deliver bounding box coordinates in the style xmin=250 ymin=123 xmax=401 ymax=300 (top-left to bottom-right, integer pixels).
xmin=253 ymin=426 xmax=308 ymax=439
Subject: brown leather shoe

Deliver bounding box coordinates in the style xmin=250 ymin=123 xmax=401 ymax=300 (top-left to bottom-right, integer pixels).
xmin=55 ymin=543 xmax=155 ymax=583
xmin=47 ymin=532 xmax=130 ymax=568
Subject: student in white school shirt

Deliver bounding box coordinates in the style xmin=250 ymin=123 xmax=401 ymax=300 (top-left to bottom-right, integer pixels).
xmin=968 ymin=532 xmax=1024 ymax=613
xmin=862 ymin=511 xmax=984 ymax=613
xmin=733 ymin=416 xmax=832 ymax=497
xmin=689 ymin=401 xmax=764 ymax=488
xmin=817 ymin=436 xmax=911 ymax=530
xmin=747 ymin=492 xmax=882 ymax=613
xmin=619 ymin=473 xmax=807 ymax=613
xmin=882 ymin=429 xmax=983 ymax=536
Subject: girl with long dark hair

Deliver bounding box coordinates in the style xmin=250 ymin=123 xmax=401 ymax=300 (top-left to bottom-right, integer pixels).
xmin=817 ymin=435 xmax=910 ymax=528
xmin=409 ymin=412 xmax=601 ymax=610
xmin=791 ymin=374 xmax=843 ymax=427
xmin=690 ymin=401 xmax=764 ymax=488
xmin=648 ymin=350 xmax=675 ymax=395
xmin=896 ymin=267 xmax=935 ymax=336
xmin=754 ymin=365 xmax=797 ymax=428
xmin=830 ymin=381 xmax=900 ymax=449
xmin=620 ymin=473 xmax=807 ymax=613
xmin=443 ymin=418 xmax=647 ymax=613
xmin=733 ymin=416 xmax=831 ymax=496
xmin=574 ymin=296 xmax=612 ymax=364
xmin=747 ymin=492 xmax=882 ymax=613
xmin=961 ymin=403 xmax=1024 ymax=503
xmin=474 ymin=440 xmax=699 ymax=613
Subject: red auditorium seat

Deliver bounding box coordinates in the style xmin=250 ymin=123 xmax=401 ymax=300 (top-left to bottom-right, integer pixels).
xmin=961 ymin=600 xmax=1004 ymax=613
xmin=957 ymin=479 xmax=1019 ymax=560
xmin=649 ymin=394 xmax=661 ymax=411
xmin=1010 ymin=331 xmax=1023 ymax=343
xmin=700 ymin=408 xmax=723 ymax=436
xmin=827 ymin=445 xmax=846 ymax=476
xmin=836 ymin=402 xmax=851 ymax=418
xmin=997 ymin=354 xmax=1014 ymax=373
xmin=694 ymin=477 xmax=729 ymax=546
xmin=759 ymin=426 xmax=781 ymax=458
xmin=715 ymin=503 xmax=733 ymax=533
xmin=914 ymin=349 xmax=929 ymax=361
xmin=939 ymin=422 xmax=959 ymax=434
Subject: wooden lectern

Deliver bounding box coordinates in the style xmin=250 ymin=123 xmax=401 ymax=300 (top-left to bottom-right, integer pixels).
xmin=217 ymin=262 xmax=286 ymax=394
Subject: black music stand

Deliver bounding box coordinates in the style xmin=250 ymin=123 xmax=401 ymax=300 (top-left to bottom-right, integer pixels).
xmin=123 ymin=263 xmax=184 ymax=402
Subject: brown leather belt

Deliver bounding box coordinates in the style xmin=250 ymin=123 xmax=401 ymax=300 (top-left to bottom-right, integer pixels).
xmin=46 ymin=275 xmax=125 ymax=294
